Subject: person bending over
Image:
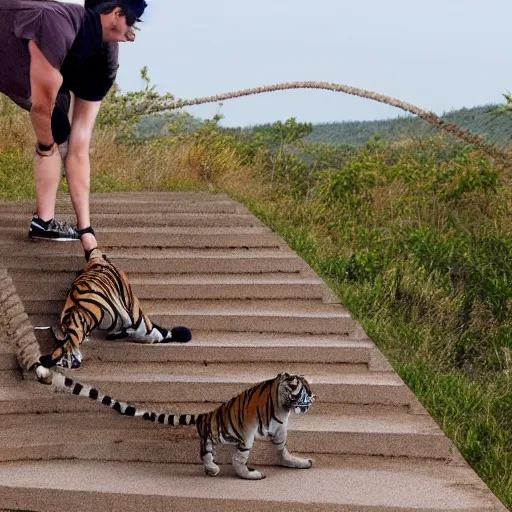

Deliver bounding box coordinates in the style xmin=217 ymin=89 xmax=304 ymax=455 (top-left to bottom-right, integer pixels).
xmin=0 ymin=0 xmax=147 ymax=256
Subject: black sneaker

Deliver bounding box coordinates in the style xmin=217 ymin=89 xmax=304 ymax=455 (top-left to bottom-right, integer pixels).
xmin=29 ymin=215 xmax=80 ymax=241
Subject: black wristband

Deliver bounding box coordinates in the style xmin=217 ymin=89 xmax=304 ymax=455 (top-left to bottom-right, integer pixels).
xmin=37 ymin=142 xmax=55 ymax=152
xmin=78 ymin=226 xmax=95 ymax=237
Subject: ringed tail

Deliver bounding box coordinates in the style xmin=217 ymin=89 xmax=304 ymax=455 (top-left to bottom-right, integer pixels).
xmin=50 ymin=371 xmax=200 ymax=426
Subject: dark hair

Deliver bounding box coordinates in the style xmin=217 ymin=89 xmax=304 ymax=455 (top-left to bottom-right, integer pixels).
xmin=84 ymin=0 xmax=147 ymax=26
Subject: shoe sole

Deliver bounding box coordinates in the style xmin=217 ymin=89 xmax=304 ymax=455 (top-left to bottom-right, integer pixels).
xmin=29 ymin=236 xmax=80 ymax=242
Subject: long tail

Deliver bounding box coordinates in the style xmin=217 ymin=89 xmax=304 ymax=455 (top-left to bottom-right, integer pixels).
xmin=36 ymin=365 xmax=200 ymax=426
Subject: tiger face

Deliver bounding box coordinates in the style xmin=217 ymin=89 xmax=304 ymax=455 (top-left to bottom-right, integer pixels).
xmin=278 ymin=373 xmax=315 ymax=414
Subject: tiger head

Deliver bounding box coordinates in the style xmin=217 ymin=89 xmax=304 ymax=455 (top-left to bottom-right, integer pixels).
xmin=278 ymin=373 xmax=315 ymax=414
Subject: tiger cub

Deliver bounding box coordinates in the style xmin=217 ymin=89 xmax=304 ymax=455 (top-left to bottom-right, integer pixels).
xmin=34 ymin=368 xmax=314 ymax=480
xmin=37 ymin=248 xmax=191 ymax=370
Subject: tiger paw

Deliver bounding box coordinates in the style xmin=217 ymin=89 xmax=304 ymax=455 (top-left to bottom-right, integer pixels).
xmin=204 ymin=464 xmax=220 ymax=477
xmin=34 ymin=364 xmax=52 ymax=385
xmin=242 ymin=468 xmax=266 ymax=480
xmin=279 ymin=456 xmax=313 ymax=469
xmin=300 ymin=458 xmax=313 ymax=469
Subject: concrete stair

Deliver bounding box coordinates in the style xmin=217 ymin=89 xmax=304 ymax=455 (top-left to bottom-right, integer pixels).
xmin=0 ymin=408 xmax=453 ymax=462
xmin=27 ymin=300 xmax=360 ymax=334
xmin=0 ymin=192 xmax=506 ymax=512
xmin=53 ymin=362 xmax=411 ymax=406
xmin=0 ymin=248 xmax=304 ymax=274
xmin=0 ymin=457 xmax=502 ymax=512
xmin=3 ymin=212 xmax=264 ymax=228
xmin=12 ymin=273 xmax=328 ymax=300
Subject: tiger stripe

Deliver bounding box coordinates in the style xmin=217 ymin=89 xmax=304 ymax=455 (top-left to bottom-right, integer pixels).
xmin=38 ymin=249 xmax=190 ymax=369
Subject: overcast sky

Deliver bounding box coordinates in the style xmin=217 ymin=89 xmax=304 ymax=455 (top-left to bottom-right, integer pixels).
xmin=114 ymin=0 xmax=512 ymax=127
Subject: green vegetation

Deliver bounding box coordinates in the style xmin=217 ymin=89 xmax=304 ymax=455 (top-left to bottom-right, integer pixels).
xmin=1 ymin=80 xmax=512 ymax=508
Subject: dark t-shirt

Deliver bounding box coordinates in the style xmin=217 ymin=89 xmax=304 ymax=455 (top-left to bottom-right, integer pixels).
xmin=0 ymin=0 xmax=119 ymax=110
xmin=0 ymin=0 xmax=84 ymax=109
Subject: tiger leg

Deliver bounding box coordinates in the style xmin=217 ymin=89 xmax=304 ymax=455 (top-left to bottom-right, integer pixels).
xmin=39 ymin=319 xmax=85 ymax=369
xmin=124 ymin=319 xmax=171 ymax=343
xmin=232 ymin=437 xmax=264 ymax=480
xmin=272 ymin=425 xmax=313 ymax=469
xmin=123 ymin=315 xmax=192 ymax=344
xmin=201 ymin=437 xmax=220 ymax=477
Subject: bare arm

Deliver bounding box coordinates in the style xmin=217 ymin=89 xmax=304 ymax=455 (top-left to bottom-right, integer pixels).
xmin=66 ymin=97 xmax=101 ymax=251
xmin=28 ymin=40 xmax=63 ymax=147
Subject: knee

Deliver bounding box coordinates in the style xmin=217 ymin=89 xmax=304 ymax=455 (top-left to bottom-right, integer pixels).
xmin=66 ymin=148 xmax=90 ymax=165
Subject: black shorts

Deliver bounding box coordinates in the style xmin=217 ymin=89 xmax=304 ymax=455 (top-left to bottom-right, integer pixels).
xmin=52 ymin=45 xmax=119 ymax=144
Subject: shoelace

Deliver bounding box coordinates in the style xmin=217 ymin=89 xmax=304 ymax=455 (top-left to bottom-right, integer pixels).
xmin=48 ymin=218 xmax=78 ymax=236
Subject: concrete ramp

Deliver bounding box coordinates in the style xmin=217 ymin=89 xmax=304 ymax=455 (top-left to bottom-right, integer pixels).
xmin=0 ymin=192 xmax=506 ymax=511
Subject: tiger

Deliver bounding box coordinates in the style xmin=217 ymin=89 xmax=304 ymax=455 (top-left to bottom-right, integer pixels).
xmin=36 ymin=248 xmax=192 ymax=370
xmin=34 ymin=367 xmax=315 ymax=480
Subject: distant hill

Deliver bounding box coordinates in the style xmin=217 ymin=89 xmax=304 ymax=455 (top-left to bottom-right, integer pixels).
xmin=305 ymin=105 xmax=512 ymax=147
xmin=135 ymin=104 xmax=512 ymax=149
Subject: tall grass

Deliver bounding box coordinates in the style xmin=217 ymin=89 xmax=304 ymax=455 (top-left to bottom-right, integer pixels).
xmin=1 ymin=92 xmax=511 ymax=508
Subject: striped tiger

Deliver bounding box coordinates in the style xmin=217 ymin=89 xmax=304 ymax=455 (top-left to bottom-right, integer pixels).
xmin=36 ymin=248 xmax=191 ymax=370
xmin=34 ymin=368 xmax=314 ymax=479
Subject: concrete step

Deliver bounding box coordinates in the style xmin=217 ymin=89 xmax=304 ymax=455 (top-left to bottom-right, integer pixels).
xmin=0 ymin=227 xmax=283 ymax=249
xmin=0 ymin=195 xmax=247 ymax=214
xmin=0 ymin=377 xmax=410 ymax=417
xmin=5 ymin=212 xmax=264 ymax=228
xmin=0 ymin=457 xmax=504 ymax=512
xmin=54 ymin=363 xmax=413 ymax=406
xmin=80 ymin=333 xmax=376 ymax=365
xmin=62 ymin=359 xmax=369 ymax=377
xmin=28 ymin=299 xmax=362 ymax=334
xmin=13 ymin=273 xmax=328 ymax=301
xmin=85 ymin=191 xmax=232 ymax=201
xmin=0 ymin=409 xmax=454 ymax=462
xmin=30 ymin=330 xmax=376 ymax=365
xmin=0 ymin=247 xmax=304 ymax=274
xmin=0 ymin=379 xmax=122 ymax=415
xmin=84 ymin=191 xmax=233 ymax=202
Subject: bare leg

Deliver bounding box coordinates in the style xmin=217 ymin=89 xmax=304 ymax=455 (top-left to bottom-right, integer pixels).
xmin=34 ymin=150 xmax=61 ymax=221
xmin=66 ymin=98 xmax=101 ymax=252
xmin=58 ymin=93 xmax=75 ymax=177
xmin=28 ymin=40 xmax=62 ymax=222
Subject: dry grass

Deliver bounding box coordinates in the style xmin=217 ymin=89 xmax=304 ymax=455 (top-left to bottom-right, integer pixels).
xmin=89 ymin=131 xmax=254 ymax=193
xmin=0 ymin=104 xmax=34 ymax=154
